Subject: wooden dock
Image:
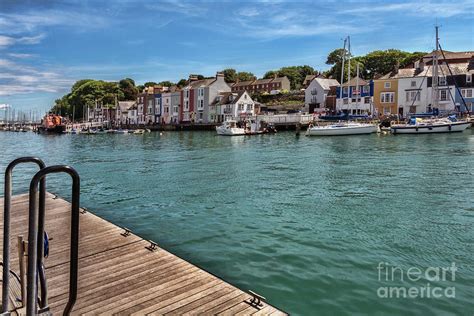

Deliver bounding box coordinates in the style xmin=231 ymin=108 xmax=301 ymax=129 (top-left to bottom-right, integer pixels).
xmin=0 ymin=193 xmax=286 ymax=315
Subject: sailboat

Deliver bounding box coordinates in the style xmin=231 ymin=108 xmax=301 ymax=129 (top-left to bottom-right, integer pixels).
xmin=390 ymin=26 xmax=471 ymax=134
xmin=307 ymin=36 xmax=377 ymax=136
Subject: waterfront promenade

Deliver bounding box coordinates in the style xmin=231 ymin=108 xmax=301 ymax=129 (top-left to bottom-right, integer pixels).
xmin=0 ymin=193 xmax=286 ymax=315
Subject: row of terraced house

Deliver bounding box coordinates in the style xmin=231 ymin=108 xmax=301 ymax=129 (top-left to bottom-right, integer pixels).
xmin=88 ymin=72 xmax=291 ymax=125
xmin=304 ymin=50 xmax=474 ymax=117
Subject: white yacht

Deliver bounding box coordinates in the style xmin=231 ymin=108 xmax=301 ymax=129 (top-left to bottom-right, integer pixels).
xmin=307 ymin=122 xmax=377 ymax=136
xmin=391 ymin=117 xmax=471 ymax=134
xmin=216 ymin=120 xmax=246 ymax=136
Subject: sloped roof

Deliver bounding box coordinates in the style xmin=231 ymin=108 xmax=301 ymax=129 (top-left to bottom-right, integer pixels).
xmin=423 ymin=50 xmax=474 ymax=60
xmin=118 ymin=101 xmax=136 ymax=111
xmin=185 ymin=78 xmax=216 ymax=89
xmin=270 ymin=76 xmax=288 ymax=83
xmin=304 ymin=75 xmax=316 ymax=82
xmin=211 ymin=91 xmax=247 ymax=106
xmin=341 ymin=77 xmax=368 ymax=86
xmin=314 ymin=78 xmax=339 ymax=90
xmin=232 ymin=80 xmax=254 ymax=87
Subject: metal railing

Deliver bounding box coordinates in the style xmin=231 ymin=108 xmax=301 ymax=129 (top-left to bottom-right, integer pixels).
xmin=2 ymin=159 xmax=81 ymax=316
xmin=3 ymin=157 xmax=46 ymax=313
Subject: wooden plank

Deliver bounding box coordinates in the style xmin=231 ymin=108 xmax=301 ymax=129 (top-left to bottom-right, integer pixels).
xmin=0 ymin=194 xmax=286 ymax=315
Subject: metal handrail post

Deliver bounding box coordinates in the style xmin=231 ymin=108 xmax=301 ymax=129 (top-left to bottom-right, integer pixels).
xmin=26 ymin=165 xmax=80 ymax=316
xmin=2 ymin=157 xmax=45 ymax=313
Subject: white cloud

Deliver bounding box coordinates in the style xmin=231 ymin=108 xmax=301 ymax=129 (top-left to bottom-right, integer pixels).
xmin=0 ymin=10 xmax=109 ymax=35
xmin=0 ymin=59 xmax=73 ymax=96
xmin=342 ymin=1 xmax=474 ymax=18
xmin=237 ymin=7 xmax=260 ymax=17
xmin=8 ymin=53 xmax=36 ymax=59
xmin=0 ymin=34 xmax=45 ymax=48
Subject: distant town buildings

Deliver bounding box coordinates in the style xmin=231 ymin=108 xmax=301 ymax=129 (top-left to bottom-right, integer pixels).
xmin=87 ymin=50 xmax=474 ymax=126
xmin=231 ymin=76 xmax=290 ymax=94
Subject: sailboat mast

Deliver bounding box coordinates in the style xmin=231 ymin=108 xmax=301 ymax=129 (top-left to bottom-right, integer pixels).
xmin=432 ymin=25 xmax=440 ymax=110
xmin=339 ymin=37 xmax=347 ymax=103
xmin=356 ymin=63 xmax=359 ymax=112
xmin=347 ymin=36 xmax=351 ymax=112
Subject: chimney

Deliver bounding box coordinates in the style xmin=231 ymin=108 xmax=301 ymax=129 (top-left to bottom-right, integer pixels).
xmin=274 ymin=73 xmax=277 ymax=79
xmin=468 ymin=55 xmax=474 ymax=71
xmin=216 ymin=71 xmax=225 ymax=80
xmin=394 ymin=60 xmax=400 ymax=73
xmin=189 ymin=74 xmax=198 ymax=82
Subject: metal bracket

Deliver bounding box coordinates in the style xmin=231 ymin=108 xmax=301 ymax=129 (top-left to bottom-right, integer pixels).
xmin=247 ymin=290 xmax=266 ymax=309
xmin=120 ymin=228 xmax=131 ymax=237
xmin=146 ymin=240 xmax=158 ymax=251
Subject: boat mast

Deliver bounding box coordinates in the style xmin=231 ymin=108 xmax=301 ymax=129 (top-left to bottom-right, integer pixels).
xmin=339 ymin=37 xmax=347 ymax=111
xmin=432 ymin=25 xmax=440 ymax=111
xmin=356 ymin=62 xmax=359 ymax=114
xmin=347 ymin=36 xmax=351 ymax=112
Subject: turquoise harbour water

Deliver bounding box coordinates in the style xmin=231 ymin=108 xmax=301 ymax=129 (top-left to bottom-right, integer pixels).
xmin=0 ymin=130 xmax=473 ymax=315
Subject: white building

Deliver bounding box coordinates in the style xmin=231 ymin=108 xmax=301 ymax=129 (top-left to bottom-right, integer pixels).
xmin=209 ymin=91 xmax=255 ymax=122
xmin=116 ymin=101 xmax=136 ymax=125
xmin=304 ymin=77 xmax=339 ymax=113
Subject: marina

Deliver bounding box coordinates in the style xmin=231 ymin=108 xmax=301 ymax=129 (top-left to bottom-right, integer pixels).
xmin=0 ymin=130 xmax=472 ymax=315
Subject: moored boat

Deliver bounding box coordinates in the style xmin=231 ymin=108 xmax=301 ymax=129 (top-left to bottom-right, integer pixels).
xmin=306 ymin=122 xmax=377 ymax=136
xmin=216 ymin=120 xmax=246 ymax=136
xmin=390 ymin=117 xmax=470 ymax=134
xmin=37 ymin=114 xmax=66 ymax=134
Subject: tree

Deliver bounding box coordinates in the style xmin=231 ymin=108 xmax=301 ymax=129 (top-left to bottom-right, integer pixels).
xmin=236 ymin=71 xmax=256 ymax=82
xmin=144 ymin=82 xmax=157 ymax=87
xmin=119 ymin=78 xmax=138 ymax=100
xmin=326 ymin=48 xmax=351 ymax=66
xmin=263 ymin=70 xmax=278 ymax=79
xmin=177 ymin=79 xmax=187 ymax=87
xmin=158 ymin=80 xmax=174 ymax=87
xmin=222 ymin=68 xmax=237 ymax=83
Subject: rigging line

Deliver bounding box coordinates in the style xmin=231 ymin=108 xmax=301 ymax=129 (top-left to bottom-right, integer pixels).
xmin=437 ymin=61 xmax=457 ymax=113
xmin=409 ymin=64 xmax=432 ymax=110
xmin=438 ymin=43 xmax=470 ymax=115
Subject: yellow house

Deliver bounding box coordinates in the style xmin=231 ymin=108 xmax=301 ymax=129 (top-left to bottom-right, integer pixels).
xmin=374 ymin=74 xmax=398 ymax=116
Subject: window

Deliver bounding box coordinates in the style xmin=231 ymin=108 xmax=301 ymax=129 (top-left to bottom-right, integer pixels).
xmin=439 ymin=90 xmax=448 ymax=101
xmin=411 ymin=81 xmax=417 ymax=87
xmin=244 ymin=94 xmax=247 ymax=99
xmin=461 ymin=89 xmax=472 ymax=98
xmin=184 ymin=100 xmax=189 ymax=110
xmin=238 ymin=104 xmax=244 ymax=111
xmin=199 ymin=113 xmax=203 ymax=120
xmin=364 ymin=97 xmax=370 ymax=104
xmin=467 ymin=74 xmax=472 ymax=83
xmin=362 ymin=85 xmax=369 ymax=93
xmin=406 ymin=91 xmax=420 ymax=102
xmin=198 ymin=88 xmax=204 ymax=97
xmin=185 ymin=90 xmax=189 ymax=98
xmin=438 ymin=76 xmax=447 ymax=86
xmin=343 ymin=87 xmax=348 ymax=94
xmin=343 ymin=98 xmax=349 ymax=104
xmin=198 ymin=99 xmax=204 ymax=108
xmin=384 ymin=82 xmax=391 ymax=88
xmin=380 ymin=92 xmax=394 ymax=103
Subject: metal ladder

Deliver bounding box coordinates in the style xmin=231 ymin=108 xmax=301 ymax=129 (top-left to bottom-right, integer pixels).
xmin=2 ymin=157 xmax=80 ymax=315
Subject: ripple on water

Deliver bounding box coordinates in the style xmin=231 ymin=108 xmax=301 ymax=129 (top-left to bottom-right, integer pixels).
xmin=0 ymin=131 xmax=473 ymax=315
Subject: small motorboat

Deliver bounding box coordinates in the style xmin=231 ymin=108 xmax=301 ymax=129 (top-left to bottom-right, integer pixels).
xmin=133 ymin=129 xmax=145 ymax=134
xmin=216 ymin=120 xmax=245 ymax=136
xmin=306 ymin=122 xmax=377 ymax=136
xmin=115 ymin=129 xmax=129 ymax=134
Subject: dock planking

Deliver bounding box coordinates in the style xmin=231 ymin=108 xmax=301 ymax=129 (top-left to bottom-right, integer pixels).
xmin=0 ymin=193 xmax=286 ymax=315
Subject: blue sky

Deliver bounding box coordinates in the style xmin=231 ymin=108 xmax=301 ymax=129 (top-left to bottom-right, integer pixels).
xmin=0 ymin=0 xmax=473 ymax=113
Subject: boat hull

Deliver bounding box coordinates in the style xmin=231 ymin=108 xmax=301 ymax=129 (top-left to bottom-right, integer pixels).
xmin=391 ymin=122 xmax=471 ymax=134
xmin=307 ymin=124 xmax=377 ymax=136
xmin=216 ymin=126 xmax=246 ymax=136
xmin=37 ymin=125 xmax=66 ymax=134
